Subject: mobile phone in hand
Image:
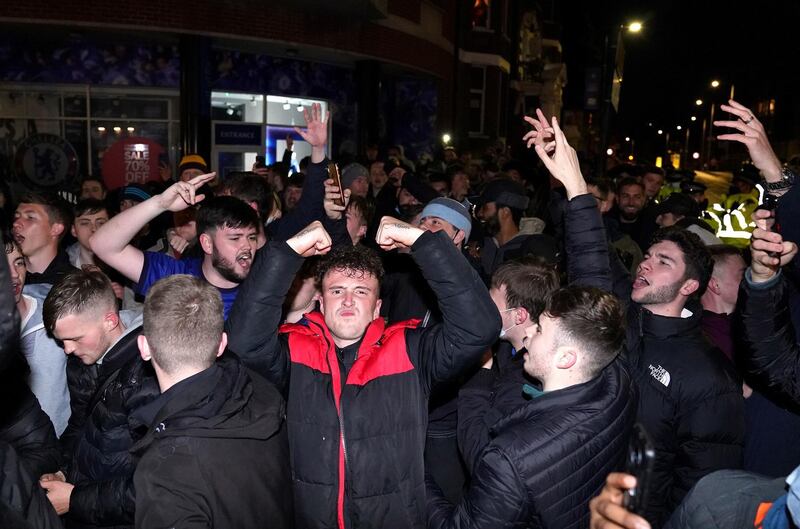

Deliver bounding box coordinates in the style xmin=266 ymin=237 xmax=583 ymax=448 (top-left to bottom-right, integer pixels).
xmin=255 ymin=155 xmax=266 ymax=169
xmin=328 ymin=162 xmax=345 ymax=207
xmin=622 ymin=423 xmax=656 ymax=516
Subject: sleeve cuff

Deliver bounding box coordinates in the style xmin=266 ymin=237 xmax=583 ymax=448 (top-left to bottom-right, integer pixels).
xmin=745 ymin=268 xmax=782 ymax=290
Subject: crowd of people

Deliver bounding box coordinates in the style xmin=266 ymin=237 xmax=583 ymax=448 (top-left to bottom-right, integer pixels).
xmin=1 ymin=98 xmax=800 ymax=529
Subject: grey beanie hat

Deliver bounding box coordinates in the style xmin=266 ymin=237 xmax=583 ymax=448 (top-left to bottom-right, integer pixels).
xmin=420 ymin=197 xmax=472 ymax=240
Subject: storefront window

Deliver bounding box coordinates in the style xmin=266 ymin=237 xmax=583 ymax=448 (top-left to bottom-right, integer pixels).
xmin=0 ymin=84 xmax=179 ymax=193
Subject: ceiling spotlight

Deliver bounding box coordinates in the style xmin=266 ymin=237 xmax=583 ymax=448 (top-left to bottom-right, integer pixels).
xmin=692 ymin=152 xmax=700 ymax=159
xmin=97 ymin=126 xmax=106 ymax=132
xmin=606 ymin=148 xmax=614 ymax=156
xmin=690 ymin=116 xmax=697 ymax=121
xmin=657 ymin=129 xmax=663 ymax=135
xmin=226 ymin=107 xmax=234 ymax=116
xmin=628 ymin=155 xmax=634 ymax=161
xmin=442 ymin=133 xmax=452 ymax=144
xmin=625 ymin=136 xmax=631 ymax=142
xmin=676 ymin=125 xmax=682 ymax=130
xmin=127 ymin=126 xmax=135 ymax=133
xmin=695 ymin=99 xmax=703 ymax=106
xmin=297 ymin=105 xmax=304 ymax=112
xmin=711 ymin=80 xmax=720 ymax=88
xmin=113 ymin=126 xmax=122 ymax=133
xmin=283 ymin=102 xmax=291 ymax=110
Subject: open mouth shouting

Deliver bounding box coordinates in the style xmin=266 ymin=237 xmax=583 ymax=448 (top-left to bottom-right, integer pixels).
xmin=632 ymin=275 xmax=650 ymax=290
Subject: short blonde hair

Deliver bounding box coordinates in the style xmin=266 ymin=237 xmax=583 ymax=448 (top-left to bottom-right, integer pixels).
xmin=143 ymin=275 xmax=223 ymax=374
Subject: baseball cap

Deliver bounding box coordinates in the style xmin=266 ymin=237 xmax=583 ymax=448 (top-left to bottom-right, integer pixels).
xmin=472 ymin=178 xmax=530 ymax=210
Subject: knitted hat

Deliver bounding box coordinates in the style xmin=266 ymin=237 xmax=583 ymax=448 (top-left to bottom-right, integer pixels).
xmin=178 ymin=154 xmax=208 ymax=174
xmin=420 ymin=197 xmax=472 ymax=240
xmin=341 ymin=163 xmax=368 ymax=189
xmin=121 ymin=184 xmax=151 ymax=203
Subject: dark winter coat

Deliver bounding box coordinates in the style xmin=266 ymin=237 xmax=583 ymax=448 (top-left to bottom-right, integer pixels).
xmin=428 ymin=358 xmax=637 ymax=529
xmin=61 ymin=323 xmax=161 ymax=529
xmin=226 ymin=231 xmax=500 ymax=529
xmin=625 ymin=303 xmax=744 ymax=528
xmin=131 ymin=355 xmax=292 ymax=529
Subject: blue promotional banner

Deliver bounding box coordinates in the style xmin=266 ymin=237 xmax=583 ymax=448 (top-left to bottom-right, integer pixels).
xmin=214 ymin=123 xmax=263 ymax=146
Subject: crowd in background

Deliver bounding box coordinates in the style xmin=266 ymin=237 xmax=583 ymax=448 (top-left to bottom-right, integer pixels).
xmin=1 ymin=99 xmax=800 ymax=529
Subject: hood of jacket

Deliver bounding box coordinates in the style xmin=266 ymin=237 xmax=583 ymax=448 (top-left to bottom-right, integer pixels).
xmin=130 ymin=355 xmax=284 ymax=454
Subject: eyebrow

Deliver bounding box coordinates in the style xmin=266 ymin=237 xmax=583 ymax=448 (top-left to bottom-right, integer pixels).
xmin=328 ymin=285 xmax=373 ymax=292
xmin=655 ymin=252 xmax=676 ymax=264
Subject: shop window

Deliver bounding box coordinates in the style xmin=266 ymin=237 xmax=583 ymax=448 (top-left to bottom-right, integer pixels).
xmin=211 ymin=92 xmax=264 ymax=123
xmin=0 ymin=84 xmax=179 ymax=191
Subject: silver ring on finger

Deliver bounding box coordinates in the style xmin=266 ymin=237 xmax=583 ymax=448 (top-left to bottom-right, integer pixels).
xmin=743 ymin=115 xmax=754 ymax=124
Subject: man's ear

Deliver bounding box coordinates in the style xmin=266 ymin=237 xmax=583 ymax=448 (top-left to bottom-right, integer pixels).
xmin=103 ymin=311 xmax=120 ymax=333
xmin=706 ymin=277 xmax=721 ymax=296
xmin=680 ymin=278 xmax=700 ymax=297
xmin=514 ymin=307 xmax=530 ymax=326
xmin=217 ymin=332 xmax=227 ymax=358
xmin=453 ymin=229 xmax=466 ymax=247
xmin=138 ymin=335 xmax=152 ymax=362
xmin=357 ymin=225 xmax=367 ymax=239
xmin=199 ymin=232 xmax=213 ymax=255
xmin=50 ymin=222 xmax=65 ymax=240
xmin=71 ymin=225 xmax=77 ymax=238
xmin=373 ymin=299 xmax=382 ymax=320
xmin=555 ymin=347 xmax=577 ymax=370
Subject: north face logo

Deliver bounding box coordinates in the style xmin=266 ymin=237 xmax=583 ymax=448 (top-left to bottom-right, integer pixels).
xmin=648 ymin=364 xmax=671 ymax=387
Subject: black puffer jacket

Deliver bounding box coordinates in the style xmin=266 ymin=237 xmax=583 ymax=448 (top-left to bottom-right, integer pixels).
xmin=428 ymin=358 xmax=637 ymax=529
xmin=458 ymin=193 xmax=614 ymax=474
xmin=0 ymin=440 xmax=62 ymax=529
xmin=0 ymin=374 xmax=61 ymax=479
xmin=62 ymin=325 xmax=160 ymax=529
xmin=226 ymin=231 xmax=500 ymax=529
xmin=131 ymin=355 xmax=292 ymax=529
xmin=625 ymin=304 xmax=744 ymax=528
xmin=550 ymin=194 xmax=745 ymax=526
xmin=738 ymin=271 xmax=800 ymax=402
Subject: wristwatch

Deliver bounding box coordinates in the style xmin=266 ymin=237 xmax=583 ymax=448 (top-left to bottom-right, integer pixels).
xmin=762 ymin=167 xmax=796 ymax=191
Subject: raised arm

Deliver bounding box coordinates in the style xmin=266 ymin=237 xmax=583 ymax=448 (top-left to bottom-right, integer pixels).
xmin=270 ymin=104 xmax=329 ymax=241
xmin=91 ymin=173 xmax=215 ymax=282
xmin=225 ymin=221 xmax=331 ymax=389
xmin=374 ymin=217 xmax=500 ymax=391
xmin=738 ymin=211 xmax=800 ymax=400
xmin=527 ymin=112 xmax=612 ymax=291
xmin=715 ymin=100 xmax=785 ymax=185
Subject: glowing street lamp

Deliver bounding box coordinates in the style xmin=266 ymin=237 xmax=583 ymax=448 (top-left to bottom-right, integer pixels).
xmin=627 ymin=21 xmax=643 ymax=33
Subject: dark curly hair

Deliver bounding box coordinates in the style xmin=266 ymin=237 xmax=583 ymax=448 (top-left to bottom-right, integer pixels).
xmin=315 ymin=244 xmax=384 ymax=286
xmin=650 ymin=227 xmax=713 ymax=299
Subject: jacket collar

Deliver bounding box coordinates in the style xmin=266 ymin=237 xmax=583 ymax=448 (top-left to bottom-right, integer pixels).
xmin=491 ymin=359 xmax=625 ymax=435
xmin=638 ymin=301 xmax=703 ymax=340
xmin=303 ymin=311 xmax=386 ymax=352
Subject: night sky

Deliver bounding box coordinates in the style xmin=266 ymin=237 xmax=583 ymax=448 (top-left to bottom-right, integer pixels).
xmin=557 ymin=0 xmax=800 ymax=157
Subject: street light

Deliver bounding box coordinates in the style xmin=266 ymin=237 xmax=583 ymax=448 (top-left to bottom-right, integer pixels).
xmin=628 ymin=21 xmax=643 ymax=33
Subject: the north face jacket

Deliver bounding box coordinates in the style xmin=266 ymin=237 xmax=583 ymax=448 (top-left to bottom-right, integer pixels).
xmin=226 ymin=231 xmax=500 ymax=529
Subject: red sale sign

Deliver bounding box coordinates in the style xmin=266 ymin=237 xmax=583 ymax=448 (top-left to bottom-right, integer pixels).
xmin=101 ymin=137 xmax=164 ymax=190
